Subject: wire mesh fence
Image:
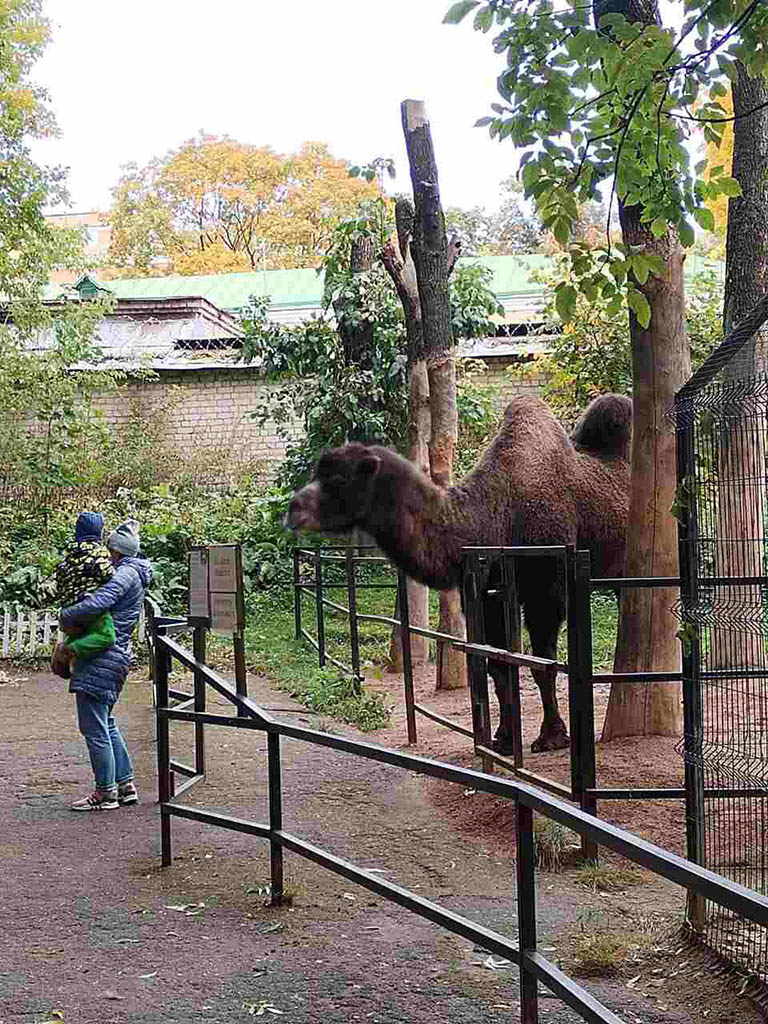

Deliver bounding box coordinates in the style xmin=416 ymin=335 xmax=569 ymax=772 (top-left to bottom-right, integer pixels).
xmin=676 ymin=368 xmax=768 ymax=985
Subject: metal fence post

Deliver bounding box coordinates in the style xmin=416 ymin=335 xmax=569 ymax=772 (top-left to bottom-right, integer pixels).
xmin=293 ymin=547 xmax=302 ymax=642
xmin=567 ymin=547 xmax=598 ymax=863
xmin=193 ymin=625 xmax=206 ymax=777
xmin=676 ymin=403 xmax=706 ymax=931
xmin=154 ymin=626 xmax=172 ymax=868
xmin=397 ymin=570 xmax=417 ymax=745
xmin=268 ymin=731 xmax=285 ymax=907
xmin=314 ymin=549 xmax=326 ymax=668
xmin=234 ymin=632 xmax=248 ymax=717
xmin=516 ymin=800 xmax=539 ymax=1023
xmin=502 ymin=553 xmax=524 ymax=768
xmin=345 ymin=546 xmax=362 ymax=692
xmin=462 ymin=553 xmax=494 ymax=774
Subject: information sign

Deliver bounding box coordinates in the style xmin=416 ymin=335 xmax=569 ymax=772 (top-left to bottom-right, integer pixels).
xmin=188 ymin=548 xmax=209 ymax=621
xmin=188 ymin=543 xmax=244 ymax=635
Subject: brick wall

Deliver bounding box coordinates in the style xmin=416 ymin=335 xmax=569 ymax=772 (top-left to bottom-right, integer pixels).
xmin=96 ymin=367 xmax=303 ymax=483
xmin=94 ymin=356 xmax=545 ymax=483
xmin=468 ymin=354 xmax=547 ymax=413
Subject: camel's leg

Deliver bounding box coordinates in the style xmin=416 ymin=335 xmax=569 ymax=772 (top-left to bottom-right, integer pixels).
xmin=524 ymin=598 xmax=569 ymax=753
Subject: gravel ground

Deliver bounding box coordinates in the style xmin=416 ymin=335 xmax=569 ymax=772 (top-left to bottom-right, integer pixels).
xmin=0 ymin=663 xmax=761 ymax=1024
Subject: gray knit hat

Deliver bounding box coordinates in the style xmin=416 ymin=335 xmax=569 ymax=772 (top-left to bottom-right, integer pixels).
xmin=106 ymin=519 xmax=140 ymax=557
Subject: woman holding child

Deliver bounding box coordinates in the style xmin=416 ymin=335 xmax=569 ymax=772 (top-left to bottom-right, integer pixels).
xmin=53 ymin=513 xmax=153 ymax=812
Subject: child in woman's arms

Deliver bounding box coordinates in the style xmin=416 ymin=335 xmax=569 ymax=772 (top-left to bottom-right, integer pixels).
xmin=50 ymin=512 xmax=116 ymax=679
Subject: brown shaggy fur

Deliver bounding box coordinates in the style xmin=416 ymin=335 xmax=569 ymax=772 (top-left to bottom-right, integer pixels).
xmin=287 ymin=393 xmax=631 ymax=752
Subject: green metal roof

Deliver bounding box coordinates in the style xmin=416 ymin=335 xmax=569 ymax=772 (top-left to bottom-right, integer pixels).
xmin=45 ymin=252 xmax=725 ymax=313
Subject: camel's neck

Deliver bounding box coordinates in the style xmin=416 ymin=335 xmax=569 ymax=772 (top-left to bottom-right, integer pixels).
xmin=363 ymin=454 xmax=491 ymax=590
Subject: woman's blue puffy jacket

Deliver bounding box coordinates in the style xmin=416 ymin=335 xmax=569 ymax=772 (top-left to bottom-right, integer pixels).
xmin=60 ymin=555 xmax=153 ymax=704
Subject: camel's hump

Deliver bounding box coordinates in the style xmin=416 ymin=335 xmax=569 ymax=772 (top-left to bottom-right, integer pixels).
xmin=571 ymin=394 xmax=632 ymax=460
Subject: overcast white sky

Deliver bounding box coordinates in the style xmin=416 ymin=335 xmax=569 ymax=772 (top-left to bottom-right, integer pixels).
xmin=31 ymin=0 xmax=518 ymax=216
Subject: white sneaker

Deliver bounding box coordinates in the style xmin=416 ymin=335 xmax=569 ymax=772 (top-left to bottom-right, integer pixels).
xmin=71 ymin=789 xmax=119 ymax=811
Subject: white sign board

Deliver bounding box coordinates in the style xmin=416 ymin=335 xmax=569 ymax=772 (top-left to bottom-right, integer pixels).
xmin=188 ymin=549 xmax=209 ymax=619
xmin=188 ymin=543 xmax=243 ymax=635
xmin=210 ymin=592 xmax=239 ymax=636
xmin=209 ymin=546 xmax=237 ymax=593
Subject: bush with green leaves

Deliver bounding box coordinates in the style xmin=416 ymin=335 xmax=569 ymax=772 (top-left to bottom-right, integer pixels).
xmin=240 ymin=220 xmax=507 ymax=492
xmin=0 ymin=478 xmax=294 ymax=612
xmin=511 ymin=260 xmax=723 ymax=426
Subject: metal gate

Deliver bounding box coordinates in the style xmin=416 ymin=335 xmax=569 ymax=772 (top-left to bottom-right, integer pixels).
xmin=676 ymin=296 xmax=768 ymax=984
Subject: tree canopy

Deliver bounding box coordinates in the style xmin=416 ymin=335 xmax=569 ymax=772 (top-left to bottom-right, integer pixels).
xmin=105 ymin=135 xmax=381 ymax=276
xmin=0 ymin=0 xmax=84 ymax=304
xmin=446 ymin=0 xmax=768 ymax=326
xmin=0 ymin=0 xmax=119 ymax=492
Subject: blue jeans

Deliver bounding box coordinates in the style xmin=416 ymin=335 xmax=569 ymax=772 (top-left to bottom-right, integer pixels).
xmin=75 ymin=692 xmax=133 ymax=791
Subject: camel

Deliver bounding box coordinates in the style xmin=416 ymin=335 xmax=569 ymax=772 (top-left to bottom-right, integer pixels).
xmin=285 ymin=393 xmax=631 ymax=752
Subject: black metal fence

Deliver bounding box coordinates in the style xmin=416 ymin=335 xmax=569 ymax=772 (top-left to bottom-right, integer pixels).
xmin=293 ymin=544 xmax=696 ymax=851
xmin=152 ymin=621 xmax=768 ymax=1024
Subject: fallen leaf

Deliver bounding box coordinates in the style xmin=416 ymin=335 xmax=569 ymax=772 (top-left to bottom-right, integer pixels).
xmin=471 ymin=956 xmax=512 ymax=971
xmin=253 ymin=922 xmax=283 ymax=935
xmin=139 ymin=971 xmax=158 ymax=979
xmin=102 ymin=990 xmax=123 ymax=1001
xmin=243 ymin=1001 xmax=284 ymax=1016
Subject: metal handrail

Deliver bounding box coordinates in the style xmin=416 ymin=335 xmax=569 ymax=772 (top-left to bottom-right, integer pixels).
xmin=154 ymin=628 xmax=768 ymax=1024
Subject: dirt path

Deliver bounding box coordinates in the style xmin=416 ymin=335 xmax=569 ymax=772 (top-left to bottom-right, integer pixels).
xmin=0 ymin=664 xmax=760 ymax=1024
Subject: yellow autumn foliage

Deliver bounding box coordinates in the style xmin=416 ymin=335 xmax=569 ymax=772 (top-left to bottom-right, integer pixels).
xmin=702 ymin=91 xmax=734 ymax=238
xmin=106 ymin=134 xmax=381 ymax=276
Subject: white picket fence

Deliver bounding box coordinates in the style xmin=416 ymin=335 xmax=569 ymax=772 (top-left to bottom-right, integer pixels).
xmin=0 ymin=604 xmax=149 ymax=659
xmin=1 ymin=606 xmax=58 ymax=658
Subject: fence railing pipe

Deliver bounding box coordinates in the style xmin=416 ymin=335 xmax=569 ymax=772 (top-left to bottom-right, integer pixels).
xmin=193 ymin=625 xmax=207 ymax=777
xmin=234 ymin=633 xmax=248 ymax=718
xmin=154 ymin=625 xmax=172 ymax=867
xmin=397 ymin=570 xmax=417 ymax=745
xmin=314 ymin=550 xmax=326 ymax=668
xmin=501 ymin=553 xmax=524 ymax=767
xmin=461 ymin=559 xmax=494 ymax=774
xmin=568 ymin=548 xmax=598 ymax=862
xmin=156 ymin=627 xmax=768 ymax=929
xmin=675 ymin=399 xmax=707 ymax=931
xmin=516 ymin=801 xmax=539 ymax=1022
xmin=293 ymin=547 xmax=301 ymax=642
xmin=268 ymin=732 xmax=284 ymax=907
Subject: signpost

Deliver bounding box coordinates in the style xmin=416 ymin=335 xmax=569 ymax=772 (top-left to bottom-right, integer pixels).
xmin=188 ymin=544 xmax=247 ymax=706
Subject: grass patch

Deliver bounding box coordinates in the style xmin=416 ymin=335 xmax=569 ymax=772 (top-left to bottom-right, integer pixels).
xmin=575 ymin=860 xmax=646 ymax=893
xmin=589 ymin=591 xmax=620 ymax=670
xmin=569 ymin=907 xmax=657 ymax=978
xmin=533 ymin=815 xmax=580 ymax=872
xmin=242 ymin=596 xmax=391 ymax=732
xmin=572 ymin=932 xmax=630 ymax=977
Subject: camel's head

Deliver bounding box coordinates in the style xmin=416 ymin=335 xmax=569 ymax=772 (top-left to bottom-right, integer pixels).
xmin=284 ymin=445 xmax=382 ymax=533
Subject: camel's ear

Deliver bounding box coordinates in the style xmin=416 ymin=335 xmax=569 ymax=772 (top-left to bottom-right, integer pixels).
xmin=356 ymin=454 xmax=381 ymax=481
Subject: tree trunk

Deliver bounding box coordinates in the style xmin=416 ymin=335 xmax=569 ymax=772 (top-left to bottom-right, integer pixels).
xmin=711 ymin=63 xmax=768 ymax=671
xmin=380 ymin=203 xmax=431 ymax=669
xmin=387 ymin=356 xmax=431 ymax=670
xmin=594 ymin=0 xmax=690 ymax=740
xmin=401 ymin=98 xmax=466 ymax=690
xmin=602 ymin=218 xmax=689 ymax=738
